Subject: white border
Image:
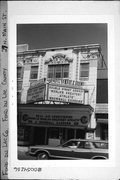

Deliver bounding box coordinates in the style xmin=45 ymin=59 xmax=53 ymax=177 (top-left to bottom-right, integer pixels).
xmin=8 ymin=1 xmax=119 ymax=179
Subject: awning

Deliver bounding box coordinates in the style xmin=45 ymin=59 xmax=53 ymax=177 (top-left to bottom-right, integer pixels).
xmin=95 ymin=103 xmax=108 ymax=114
xmin=97 ymin=118 xmax=108 ymax=124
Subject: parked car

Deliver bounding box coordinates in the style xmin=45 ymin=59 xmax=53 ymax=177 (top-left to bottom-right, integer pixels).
xmin=27 ymin=139 xmax=108 ymax=160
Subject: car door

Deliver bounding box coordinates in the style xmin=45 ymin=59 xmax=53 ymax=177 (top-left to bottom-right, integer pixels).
xmin=49 ymin=140 xmax=78 ymax=159
xmin=73 ymin=141 xmax=94 ymax=159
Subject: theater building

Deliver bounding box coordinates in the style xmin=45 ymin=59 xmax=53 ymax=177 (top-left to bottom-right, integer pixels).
xmin=17 ymin=44 xmax=108 ymax=146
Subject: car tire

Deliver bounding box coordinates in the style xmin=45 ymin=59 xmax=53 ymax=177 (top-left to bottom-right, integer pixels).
xmin=92 ymin=157 xmax=107 ymax=160
xmin=36 ymin=152 xmax=49 ymax=160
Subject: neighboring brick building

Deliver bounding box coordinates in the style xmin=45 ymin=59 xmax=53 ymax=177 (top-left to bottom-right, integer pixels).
xmin=95 ymin=78 xmax=108 ymax=140
xmin=17 ymin=44 xmax=108 ymax=145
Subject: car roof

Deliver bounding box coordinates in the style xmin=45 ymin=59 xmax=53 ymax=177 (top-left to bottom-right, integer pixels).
xmin=68 ymin=139 xmax=108 ymax=143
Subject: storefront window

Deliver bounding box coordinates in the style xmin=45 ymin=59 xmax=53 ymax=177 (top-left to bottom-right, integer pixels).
xmin=48 ymin=128 xmax=59 ymax=139
xmin=18 ymin=126 xmax=30 ymax=141
xmin=101 ymin=124 xmax=108 ymax=140
xmin=18 ymin=127 xmax=24 ymax=141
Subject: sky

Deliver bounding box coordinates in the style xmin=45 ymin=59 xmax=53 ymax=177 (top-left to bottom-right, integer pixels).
xmin=17 ymin=24 xmax=107 ymax=65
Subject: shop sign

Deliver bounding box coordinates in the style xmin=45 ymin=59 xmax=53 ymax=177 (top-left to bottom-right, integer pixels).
xmin=21 ymin=111 xmax=89 ymax=128
xmin=27 ymin=85 xmax=45 ymax=103
xmin=86 ymin=132 xmax=94 ymax=140
xmin=47 ymin=79 xmax=84 ymax=87
xmin=48 ymin=84 xmax=84 ymax=104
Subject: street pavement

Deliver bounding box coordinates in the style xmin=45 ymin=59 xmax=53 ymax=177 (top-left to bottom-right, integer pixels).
xmin=18 ymin=146 xmax=36 ymax=160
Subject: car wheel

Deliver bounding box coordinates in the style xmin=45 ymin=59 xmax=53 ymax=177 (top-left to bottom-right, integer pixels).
xmin=92 ymin=157 xmax=107 ymax=160
xmin=37 ymin=152 xmax=49 ymax=160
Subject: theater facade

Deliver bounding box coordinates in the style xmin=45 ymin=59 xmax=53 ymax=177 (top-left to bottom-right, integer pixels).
xmin=17 ymin=44 xmax=108 ymax=146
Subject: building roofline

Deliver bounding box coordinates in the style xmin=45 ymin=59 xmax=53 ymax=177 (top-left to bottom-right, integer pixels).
xmin=17 ymin=44 xmax=28 ymax=47
xmin=17 ymin=43 xmax=101 ymax=55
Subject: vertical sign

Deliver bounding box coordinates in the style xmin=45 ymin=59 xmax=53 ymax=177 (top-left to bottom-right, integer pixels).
xmin=0 ymin=1 xmax=8 ymax=179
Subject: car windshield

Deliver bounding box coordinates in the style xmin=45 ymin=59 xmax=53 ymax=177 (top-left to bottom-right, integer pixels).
xmin=62 ymin=140 xmax=78 ymax=148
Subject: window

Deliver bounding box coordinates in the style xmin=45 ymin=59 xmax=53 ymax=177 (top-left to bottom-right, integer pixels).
xmin=17 ymin=92 xmax=21 ymax=104
xmin=62 ymin=140 xmax=78 ymax=148
xmin=80 ymin=63 xmax=89 ymax=80
xmin=30 ymin=66 xmax=38 ymax=79
xmin=63 ymin=65 xmax=69 ymax=78
xmin=17 ymin=67 xmax=23 ymax=79
xmin=93 ymin=142 xmax=108 ymax=149
xmin=48 ymin=66 xmax=54 ymax=78
xmin=49 ymin=128 xmax=59 ymax=139
xmin=18 ymin=127 xmax=31 ymax=141
xmin=48 ymin=64 xmax=69 ymax=79
xmin=84 ymin=142 xmax=94 ymax=149
xmin=17 ymin=81 xmax=23 ymax=91
xmin=55 ymin=65 xmax=62 ymax=78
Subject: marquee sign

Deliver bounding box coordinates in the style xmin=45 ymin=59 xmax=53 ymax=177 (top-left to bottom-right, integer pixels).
xmin=21 ymin=110 xmax=90 ymax=128
xmin=48 ymin=84 xmax=84 ymax=104
xmin=27 ymin=85 xmax=45 ymax=103
xmin=47 ymin=79 xmax=84 ymax=87
xmin=26 ymin=78 xmax=86 ymax=104
xmin=27 ymin=80 xmax=46 ymax=103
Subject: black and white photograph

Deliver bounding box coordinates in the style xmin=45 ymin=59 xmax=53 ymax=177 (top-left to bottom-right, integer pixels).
xmin=1 ymin=1 xmax=120 ymax=179
xmin=17 ymin=24 xmax=108 ymax=161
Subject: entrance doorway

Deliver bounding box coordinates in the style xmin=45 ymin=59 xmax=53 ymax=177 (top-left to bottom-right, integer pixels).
xmin=47 ymin=127 xmax=59 ymax=139
xmin=67 ymin=129 xmax=74 ymax=140
xmin=34 ymin=127 xmax=46 ymax=145
xmin=62 ymin=128 xmax=85 ymax=141
xmin=100 ymin=124 xmax=108 ymax=140
xmin=76 ymin=129 xmax=85 ymax=139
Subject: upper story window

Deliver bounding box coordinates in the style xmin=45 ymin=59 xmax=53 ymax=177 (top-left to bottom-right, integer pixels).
xmin=17 ymin=81 xmax=23 ymax=91
xmin=17 ymin=67 xmax=23 ymax=79
xmin=80 ymin=63 xmax=89 ymax=80
xmin=17 ymin=92 xmax=21 ymax=104
xmin=30 ymin=66 xmax=38 ymax=79
xmin=48 ymin=64 xmax=69 ymax=79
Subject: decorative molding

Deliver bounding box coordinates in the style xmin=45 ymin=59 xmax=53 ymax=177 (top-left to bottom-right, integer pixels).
xmin=24 ymin=58 xmax=32 ymax=64
xmin=17 ymin=57 xmax=39 ymax=65
xmin=17 ymin=60 xmax=23 ymax=67
xmin=76 ymin=52 xmax=79 ymax=81
xmin=45 ymin=53 xmax=73 ymax=65
xmin=73 ymin=48 xmax=100 ymax=60
xmin=72 ymin=49 xmax=79 ymax=54
xmin=17 ymin=52 xmax=41 ymax=66
xmin=24 ymin=56 xmax=39 ymax=63
xmin=32 ymin=57 xmax=39 ymax=63
xmin=39 ymin=51 xmax=46 ymax=57
xmin=81 ymin=52 xmax=100 ymax=60
xmin=39 ymin=56 xmax=44 ymax=79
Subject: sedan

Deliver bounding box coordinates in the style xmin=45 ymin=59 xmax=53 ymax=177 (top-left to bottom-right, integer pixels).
xmin=27 ymin=139 xmax=108 ymax=160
